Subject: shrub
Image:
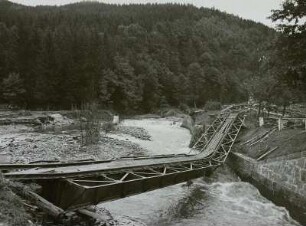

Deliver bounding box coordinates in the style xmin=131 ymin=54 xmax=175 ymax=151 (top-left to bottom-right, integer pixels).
xmin=77 ymin=102 xmax=102 ymax=146
xmin=189 ymin=125 xmax=205 ymax=148
xmin=205 ymin=101 xmax=222 ymax=110
xmin=101 ymin=122 xmax=115 ymax=134
xmin=0 ymin=174 xmax=30 ymax=226
xmin=179 ymin=103 xmax=191 ymax=114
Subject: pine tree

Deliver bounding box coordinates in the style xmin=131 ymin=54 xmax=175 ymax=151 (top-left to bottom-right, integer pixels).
xmin=1 ymin=73 xmax=26 ymax=107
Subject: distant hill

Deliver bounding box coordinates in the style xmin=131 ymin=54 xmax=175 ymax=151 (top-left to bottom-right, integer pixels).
xmin=0 ymin=1 xmax=276 ymax=111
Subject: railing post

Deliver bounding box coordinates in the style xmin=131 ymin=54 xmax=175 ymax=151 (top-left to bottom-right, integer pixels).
xmin=259 ymin=117 xmax=264 ymax=127
xmin=112 ymin=115 xmax=119 ymax=125
xmin=278 ymin=118 xmax=284 ymax=131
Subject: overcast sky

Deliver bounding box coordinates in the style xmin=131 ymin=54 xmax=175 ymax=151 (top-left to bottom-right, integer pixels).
xmin=11 ymin=0 xmax=283 ymax=27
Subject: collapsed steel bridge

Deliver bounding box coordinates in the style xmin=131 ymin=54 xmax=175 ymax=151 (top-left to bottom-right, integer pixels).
xmin=3 ymin=109 xmax=245 ymax=210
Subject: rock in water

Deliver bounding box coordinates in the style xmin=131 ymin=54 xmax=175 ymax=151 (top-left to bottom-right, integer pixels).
xmin=181 ymin=115 xmax=194 ymax=132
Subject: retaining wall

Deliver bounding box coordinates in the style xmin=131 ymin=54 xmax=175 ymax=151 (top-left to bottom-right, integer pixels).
xmin=228 ymin=152 xmax=306 ymax=225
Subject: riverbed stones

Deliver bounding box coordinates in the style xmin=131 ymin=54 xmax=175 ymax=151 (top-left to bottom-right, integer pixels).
xmin=116 ymin=126 xmax=151 ymax=141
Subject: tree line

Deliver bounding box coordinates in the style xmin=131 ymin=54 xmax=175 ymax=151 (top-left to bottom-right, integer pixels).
xmin=0 ymin=0 xmax=290 ymax=112
xmin=245 ymin=0 xmax=306 ymax=115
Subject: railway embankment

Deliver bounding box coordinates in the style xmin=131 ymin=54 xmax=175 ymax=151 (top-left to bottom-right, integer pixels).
xmin=228 ymin=112 xmax=306 ymax=225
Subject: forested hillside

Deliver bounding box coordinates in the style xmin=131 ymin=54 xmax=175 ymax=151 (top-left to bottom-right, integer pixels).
xmin=0 ymin=0 xmax=275 ymax=112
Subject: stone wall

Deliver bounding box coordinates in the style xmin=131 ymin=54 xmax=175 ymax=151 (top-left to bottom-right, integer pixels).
xmin=261 ymin=157 xmax=306 ymax=197
xmin=228 ymin=152 xmax=306 ymax=225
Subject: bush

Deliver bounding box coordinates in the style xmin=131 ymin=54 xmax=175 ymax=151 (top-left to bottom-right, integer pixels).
xmin=160 ymin=96 xmax=170 ymax=109
xmin=163 ymin=108 xmax=181 ymax=117
xmin=0 ymin=174 xmax=30 ymax=226
xmin=189 ymin=125 xmax=205 ymax=148
xmin=205 ymin=101 xmax=222 ymax=110
xmin=179 ymin=103 xmax=191 ymax=114
xmin=77 ymin=102 xmax=102 ymax=146
xmin=101 ymin=122 xmax=115 ymax=134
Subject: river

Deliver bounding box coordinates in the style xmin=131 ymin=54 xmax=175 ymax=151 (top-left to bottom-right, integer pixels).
xmin=101 ymin=118 xmax=300 ymax=226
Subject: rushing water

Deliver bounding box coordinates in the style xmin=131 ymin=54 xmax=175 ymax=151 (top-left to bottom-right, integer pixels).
xmin=101 ymin=118 xmax=300 ymax=226
xmin=108 ymin=118 xmax=192 ymax=155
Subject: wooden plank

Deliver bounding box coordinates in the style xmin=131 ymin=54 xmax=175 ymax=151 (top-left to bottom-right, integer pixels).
xmin=249 ymin=129 xmax=276 ymax=147
xmin=257 ymin=147 xmax=279 ymax=161
xmin=282 ymin=118 xmax=306 ymax=120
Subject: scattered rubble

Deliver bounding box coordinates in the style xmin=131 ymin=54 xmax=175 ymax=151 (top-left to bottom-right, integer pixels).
xmin=0 ymin=131 xmax=147 ymax=163
xmin=108 ymin=216 xmax=147 ymax=226
xmin=0 ymin=111 xmax=148 ymax=164
xmin=0 ymin=110 xmax=158 ymax=226
xmin=116 ymin=126 xmax=151 ymax=141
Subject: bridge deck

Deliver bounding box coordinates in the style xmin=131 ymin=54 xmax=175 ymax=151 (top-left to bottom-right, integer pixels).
xmin=3 ymin=112 xmax=245 ymax=210
xmin=5 ymin=113 xmax=239 ymax=180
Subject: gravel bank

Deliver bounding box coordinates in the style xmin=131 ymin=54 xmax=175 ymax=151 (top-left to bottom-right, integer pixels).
xmin=0 ymin=111 xmax=148 ymax=164
xmin=115 ymin=126 xmax=151 ymax=141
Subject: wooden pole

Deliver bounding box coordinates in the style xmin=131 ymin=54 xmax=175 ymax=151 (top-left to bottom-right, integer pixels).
xmin=278 ymin=118 xmax=284 ymax=131
xmin=257 ymin=147 xmax=279 ymax=161
xmin=13 ymin=188 xmax=65 ymax=218
xmin=259 ymin=117 xmax=264 ymax=127
xmin=26 ymin=191 xmax=65 ymax=218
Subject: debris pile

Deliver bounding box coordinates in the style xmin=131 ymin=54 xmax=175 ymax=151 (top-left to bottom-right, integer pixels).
xmin=116 ymin=126 xmax=151 ymax=141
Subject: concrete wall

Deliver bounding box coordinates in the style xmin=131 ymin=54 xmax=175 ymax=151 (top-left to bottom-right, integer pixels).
xmin=228 ymin=152 xmax=306 ymax=225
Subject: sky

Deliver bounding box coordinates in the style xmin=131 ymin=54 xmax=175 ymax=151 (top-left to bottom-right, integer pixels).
xmin=10 ymin=0 xmax=284 ymax=27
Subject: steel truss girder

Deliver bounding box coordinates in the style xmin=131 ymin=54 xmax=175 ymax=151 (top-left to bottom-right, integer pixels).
xmin=44 ymin=159 xmax=215 ymax=210
xmin=192 ymin=113 xmax=228 ymax=150
xmin=210 ymin=115 xmax=245 ymax=164
xmin=7 ymin=111 xmax=246 ymax=211
xmin=41 ymin=113 xmax=245 ymax=210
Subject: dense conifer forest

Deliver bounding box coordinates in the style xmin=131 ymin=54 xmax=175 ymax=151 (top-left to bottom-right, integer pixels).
xmin=0 ymin=0 xmax=277 ymax=112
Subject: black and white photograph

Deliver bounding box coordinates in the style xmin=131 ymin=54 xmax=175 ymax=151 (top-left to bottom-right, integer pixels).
xmin=0 ymin=0 xmax=305 ymax=225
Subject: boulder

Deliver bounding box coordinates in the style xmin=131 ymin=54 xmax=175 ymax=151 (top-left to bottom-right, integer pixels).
xmin=181 ymin=115 xmax=194 ymax=132
xmin=47 ymin=113 xmax=73 ymax=126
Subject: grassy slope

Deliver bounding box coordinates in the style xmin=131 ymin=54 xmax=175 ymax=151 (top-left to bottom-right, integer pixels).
xmin=237 ymin=112 xmax=306 ymax=159
xmin=0 ymin=174 xmax=30 ymax=226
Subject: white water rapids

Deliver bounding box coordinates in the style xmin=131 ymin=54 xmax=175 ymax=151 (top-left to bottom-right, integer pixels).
xmin=101 ymin=118 xmax=301 ymax=226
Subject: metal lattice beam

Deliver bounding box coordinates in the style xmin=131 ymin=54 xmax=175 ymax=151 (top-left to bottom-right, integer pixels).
xmin=5 ymin=110 xmax=246 ymax=210
xmin=192 ymin=113 xmax=228 ymax=150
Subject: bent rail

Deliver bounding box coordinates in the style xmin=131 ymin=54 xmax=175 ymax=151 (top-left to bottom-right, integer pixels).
xmin=4 ymin=112 xmax=245 ymax=210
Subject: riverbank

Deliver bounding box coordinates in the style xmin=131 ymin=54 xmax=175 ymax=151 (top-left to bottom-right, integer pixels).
xmin=0 ymin=109 xmax=192 ymax=225
xmin=0 ymin=111 xmax=148 ymax=164
xmin=0 ymin=110 xmax=152 ymax=225
xmin=1 ymin=109 xmax=304 ymax=226
xmin=99 ymin=114 xmax=299 ymax=226
xmin=229 ymin=111 xmax=306 ymax=225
